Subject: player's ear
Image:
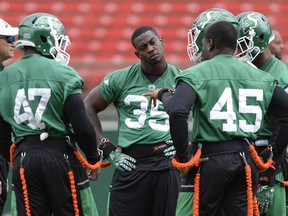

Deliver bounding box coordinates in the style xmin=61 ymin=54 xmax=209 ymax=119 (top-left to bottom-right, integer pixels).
xmin=134 ymin=50 xmax=140 ymax=59
xmin=160 ymin=37 xmax=164 ymax=46
xmin=208 ymin=38 xmax=214 ymax=51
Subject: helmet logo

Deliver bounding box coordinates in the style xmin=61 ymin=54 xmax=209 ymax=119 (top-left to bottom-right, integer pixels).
xmin=33 ymin=16 xmax=61 ymax=32
xmin=199 ymin=11 xmax=225 ymax=29
xmin=206 ymin=11 xmax=225 ymax=22
xmin=241 ymin=13 xmax=258 ymax=34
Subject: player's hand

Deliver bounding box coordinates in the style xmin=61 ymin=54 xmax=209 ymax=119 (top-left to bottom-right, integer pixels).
xmin=163 ymin=143 xmax=176 ymax=159
xmin=0 ymin=181 xmax=2 ymax=195
xmin=99 ymin=138 xmax=117 ymax=160
xmin=108 ymin=147 xmax=137 ymax=172
xmin=87 ymin=169 xmax=100 ymax=181
xmin=143 ymin=89 xmax=162 ymax=107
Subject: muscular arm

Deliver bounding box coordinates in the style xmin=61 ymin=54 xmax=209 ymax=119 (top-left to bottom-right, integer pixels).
xmin=168 ymin=81 xmax=196 ymax=162
xmin=64 ymin=93 xmax=99 ymax=163
xmin=84 ymin=86 xmax=110 ymax=144
xmin=267 ymin=86 xmax=288 ymax=159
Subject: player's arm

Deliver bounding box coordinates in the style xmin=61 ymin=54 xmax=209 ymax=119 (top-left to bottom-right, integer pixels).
xmin=64 ymin=93 xmax=100 ymax=163
xmin=168 ymin=81 xmax=196 ymax=162
xmin=158 ymin=89 xmax=175 ymax=112
xmin=84 ymin=86 xmax=137 ymax=172
xmin=267 ymin=86 xmax=288 ymax=159
xmin=84 ymin=86 xmax=110 ymax=144
xmin=143 ymin=88 xmax=174 ymax=111
xmin=84 ymin=86 xmax=117 ymax=161
xmin=0 ymin=116 xmax=12 ymax=161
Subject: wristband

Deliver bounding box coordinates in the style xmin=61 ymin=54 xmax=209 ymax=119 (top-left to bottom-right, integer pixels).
xmin=157 ymin=88 xmax=174 ymax=101
xmin=99 ymin=138 xmax=116 ymax=159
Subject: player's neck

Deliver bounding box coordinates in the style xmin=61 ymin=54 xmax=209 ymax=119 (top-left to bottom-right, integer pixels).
xmin=253 ymin=49 xmax=271 ymax=68
xmin=141 ymin=61 xmax=167 ymax=75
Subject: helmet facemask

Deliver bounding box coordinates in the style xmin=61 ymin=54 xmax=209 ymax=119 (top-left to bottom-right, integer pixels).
xmin=50 ymin=34 xmax=71 ymax=65
xmin=236 ymin=28 xmax=257 ymax=63
xmin=187 ymin=23 xmax=205 ymax=63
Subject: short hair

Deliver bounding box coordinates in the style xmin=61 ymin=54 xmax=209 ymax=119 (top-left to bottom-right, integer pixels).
xmin=131 ymin=25 xmax=159 ymax=48
xmin=204 ymin=21 xmax=237 ymax=50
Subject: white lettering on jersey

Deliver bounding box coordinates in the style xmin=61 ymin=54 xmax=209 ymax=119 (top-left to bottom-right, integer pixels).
xmin=124 ymin=95 xmax=169 ymax=131
xmin=14 ymin=88 xmax=51 ymax=130
xmin=210 ymin=87 xmax=263 ymax=133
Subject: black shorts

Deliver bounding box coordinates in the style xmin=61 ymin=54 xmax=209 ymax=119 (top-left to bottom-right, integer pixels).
xmin=12 ymin=136 xmax=91 ymax=216
xmin=184 ymin=152 xmax=259 ymax=216
xmin=109 ymin=157 xmax=181 ymax=216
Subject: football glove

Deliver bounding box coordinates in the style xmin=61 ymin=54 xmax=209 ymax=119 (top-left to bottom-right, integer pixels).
xmin=163 ymin=141 xmax=176 ymax=159
xmin=108 ymin=147 xmax=137 ymax=172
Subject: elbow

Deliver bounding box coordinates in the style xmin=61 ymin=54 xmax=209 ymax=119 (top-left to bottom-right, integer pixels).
xmin=168 ymin=109 xmax=178 ymax=121
xmin=169 ymin=106 xmax=189 ymax=120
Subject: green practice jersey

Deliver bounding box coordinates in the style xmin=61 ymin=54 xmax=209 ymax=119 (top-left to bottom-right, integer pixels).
xmin=260 ymin=55 xmax=288 ymax=91
xmin=175 ymin=55 xmax=277 ymax=142
xmin=0 ymin=54 xmax=83 ymax=140
xmin=256 ymin=55 xmax=288 ymax=139
xmin=100 ymin=63 xmax=180 ymax=148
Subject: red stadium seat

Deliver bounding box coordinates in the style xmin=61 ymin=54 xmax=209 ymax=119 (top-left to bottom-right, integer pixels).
xmin=1 ymin=0 xmax=288 ymax=94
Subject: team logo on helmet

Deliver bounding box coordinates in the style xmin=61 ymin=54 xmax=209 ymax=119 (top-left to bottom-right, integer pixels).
xmin=205 ymin=11 xmax=225 ymax=22
xmin=196 ymin=11 xmax=225 ymax=31
xmin=241 ymin=13 xmax=259 ymax=34
xmin=33 ymin=16 xmax=62 ymax=32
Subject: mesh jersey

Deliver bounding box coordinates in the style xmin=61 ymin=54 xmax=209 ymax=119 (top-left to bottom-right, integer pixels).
xmin=100 ymin=63 xmax=180 ymax=148
xmin=0 ymin=54 xmax=83 ymax=140
xmin=175 ymin=55 xmax=277 ymax=142
xmin=257 ymin=55 xmax=288 ymax=139
xmin=260 ymin=55 xmax=288 ymax=91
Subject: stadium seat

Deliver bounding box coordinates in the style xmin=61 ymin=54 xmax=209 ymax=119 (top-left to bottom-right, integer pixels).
xmin=1 ymin=0 xmax=287 ymax=95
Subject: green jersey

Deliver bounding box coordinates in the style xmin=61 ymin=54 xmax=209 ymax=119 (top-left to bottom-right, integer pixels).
xmin=0 ymin=54 xmax=83 ymax=140
xmin=175 ymin=55 xmax=277 ymax=142
xmin=100 ymin=63 xmax=180 ymax=148
xmin=260 ymin=55 xmax=288 ymax=91
xmin=256 ymin=55 xmax=288 ymax=139
xmin=256 ymin=55 xmax=288 ymax=216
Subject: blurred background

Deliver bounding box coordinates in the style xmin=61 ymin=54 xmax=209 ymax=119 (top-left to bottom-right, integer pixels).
xmin=1 ymin=0 xmax=288 ymax=215
xmin=1 ymin=0 xmax=288 ymax=97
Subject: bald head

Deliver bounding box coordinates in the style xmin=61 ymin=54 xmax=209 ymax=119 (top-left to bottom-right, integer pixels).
xmin=268 ymin=30 xmax=284 ymax=60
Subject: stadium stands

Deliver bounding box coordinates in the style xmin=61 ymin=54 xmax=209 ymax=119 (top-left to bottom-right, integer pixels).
xmin=1 ymin=0 xmax=287 ymax=95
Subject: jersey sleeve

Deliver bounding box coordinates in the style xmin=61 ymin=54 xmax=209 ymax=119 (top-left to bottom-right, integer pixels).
xmin=62 ymin=67 xmax=84 ymax=101
xmin=99 ymin=71 xmax=123 ymax=104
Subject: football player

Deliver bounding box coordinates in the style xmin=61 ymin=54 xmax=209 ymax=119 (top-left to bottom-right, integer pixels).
xmin=84 ymin=25 xmax=181 ymax=216
xmin=0 ymin=13 xmax=100 ymax=216
xmin=236 ymin=11 xmax=288 ymax=216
